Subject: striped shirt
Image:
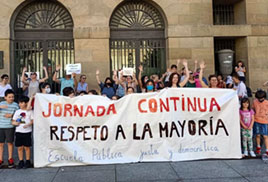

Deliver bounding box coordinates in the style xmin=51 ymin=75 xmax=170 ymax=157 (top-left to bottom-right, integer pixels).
xmin=0 ymin=101 xmax=19 ymax=128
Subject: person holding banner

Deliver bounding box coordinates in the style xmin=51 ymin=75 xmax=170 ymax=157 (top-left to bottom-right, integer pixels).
xmin=168 ymin=59 xmax=189 ymax=88
xmin=53 ymin=65 xmax=77 ymax=95
xmin=96 ymin=69 xmax=118 ymax=99
xmin=21 ymin=67 xmax=48 ymax=98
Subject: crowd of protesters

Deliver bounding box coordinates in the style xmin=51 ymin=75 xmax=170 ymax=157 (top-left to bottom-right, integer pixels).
xmin=0 ymin=59 xmax=268 ymax=169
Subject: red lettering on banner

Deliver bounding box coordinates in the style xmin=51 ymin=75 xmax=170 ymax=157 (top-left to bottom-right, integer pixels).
xmin=85 ymin=106 xmax=95 ymax=117
xmin=137 ymin=96 xmax=221 ymax=114
xmin=149 ymin=99 xmax=157 ymax=113
xmin=64 ymin=104 xmax=73 ymax=117
xmin=43 ymin=102 xmax=52 ymax=117
xmin=209 ymin=98 xmax=221 ymax=112
xmin=160 ymin=98 xmax=170 ymax=112
xmin=74 ymin=105 xmax=83 ymax=117
xmin=170 ymin=97 xmax=179 ymax=111
xmin=198 ymin=98 xmax=207 ymax=112
xmin=97 ymin=106 xmax=105 ymax=117
xmin=107 ymin=104 xmax=116 ymax=115
xmin=138 ymin=99 xmax=147 ymax=113
xmin=187 ymin=97 xmax=197 ymax=112
xmin=54 ymin=103 xmax=62 ymax=117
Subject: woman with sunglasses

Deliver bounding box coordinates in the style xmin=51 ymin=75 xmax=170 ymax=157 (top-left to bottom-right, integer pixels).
xmin=0 ymin=74 xmax=12 ymax=101
xmin=76 ymin=75 xmax=88 ymax=94
xmin=21 ymin=66 xmax=48 ymax=97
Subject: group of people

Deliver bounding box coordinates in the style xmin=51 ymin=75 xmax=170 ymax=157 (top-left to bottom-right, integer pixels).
xmin=0 ymin=58 xmax=267 ymax=169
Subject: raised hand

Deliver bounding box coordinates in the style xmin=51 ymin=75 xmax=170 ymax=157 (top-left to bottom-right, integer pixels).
xmin=139 ymin=65 xmax=143 ymax=72
xmin=177 ymin=59 xmax=181 ymax=65
xmin=56 ymin=65 xmax=61 ymax=71
xmin=199 ymin=61 xmax=206 ymax=69
xmin=96 ymin=69 xmax=100 ymax=75
xmin=23 ymin=67 xmax=27 ymax=72
xmin=182 ymin=59 xmax=188 ymax=67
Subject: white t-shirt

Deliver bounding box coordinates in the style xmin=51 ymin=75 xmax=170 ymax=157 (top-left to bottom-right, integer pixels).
xmin=0 ymin=84 xmax=12 ymax=97
xmin=235 ymin=66 xmax=245 ymax=77
xmin=12 ymin=109 xmax=33 ymax=133
xmin=234 ymin=81 xmax=247 ymax=98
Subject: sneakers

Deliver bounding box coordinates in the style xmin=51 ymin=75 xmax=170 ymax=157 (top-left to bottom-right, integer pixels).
xmin=256 ymin=147 xmax=261 ymax=155
xmin=0 ymin=160 xmax=3 ymax=168
xmin=16 ymin=160 xmax=24 ymax=169
xmin=8 ymin=158 xmax=15 ymax=168
xmin=24 ymin=160 xmax=31 ymax=169
xmin=243 ymin=151 xmax=248 ymax=157
xmin=249 ymin=151 xmax=256 ymax=157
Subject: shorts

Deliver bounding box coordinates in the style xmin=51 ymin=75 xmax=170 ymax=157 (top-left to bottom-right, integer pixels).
xmin=253 ymin=122 xmax=268 ymax=136
xmin=0 ymin=128 xmax=15 ymax=143
xmin=15 ymin=132 xmax=32 ymax=147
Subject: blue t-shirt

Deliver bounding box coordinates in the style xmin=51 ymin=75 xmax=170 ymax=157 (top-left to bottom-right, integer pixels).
xmin=77 ymin=82 xmax=88 ymax=93
xmin=99 ymin=83 xmax=118 ymax=99
xmin=0 ymin=101 xmax=19 ymax=128
xmin=59 ymin=78 xmax=74 ymax=95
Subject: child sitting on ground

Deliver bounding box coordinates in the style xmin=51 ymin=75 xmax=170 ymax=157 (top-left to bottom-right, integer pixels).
xmin=12 ymin=96 xmax=33 ymax=169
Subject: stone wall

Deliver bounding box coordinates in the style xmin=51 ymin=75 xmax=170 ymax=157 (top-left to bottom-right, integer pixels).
xmin=0 ymin=0 xmax=268 ymax=92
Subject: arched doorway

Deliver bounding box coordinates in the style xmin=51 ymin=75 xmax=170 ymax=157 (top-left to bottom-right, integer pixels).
xmin=110 ymin=0 xmax=166 ymax=76
xmin=10 ymin=0 xmax=74 ymax=93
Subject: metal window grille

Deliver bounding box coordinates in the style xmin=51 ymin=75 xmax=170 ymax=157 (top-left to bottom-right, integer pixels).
xmin=110 ymin=1 xmax=166 ymax=76
xmin=213 ymin=4 xmax=234 ymax=25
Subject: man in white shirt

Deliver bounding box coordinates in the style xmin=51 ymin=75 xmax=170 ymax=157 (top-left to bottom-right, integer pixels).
xmin=232 ymin=73 xmax=247 ymax=99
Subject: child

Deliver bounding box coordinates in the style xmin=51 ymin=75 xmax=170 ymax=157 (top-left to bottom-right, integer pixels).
xmin=12 ymin=96 xmax=33 ymax=169
xmin=240 ymin=98 xmax=256 ymax=157
xmin=0 ymin=89 xmax=19 ymax=168
xmin=253 ymin=90 xmax=268 ymax=155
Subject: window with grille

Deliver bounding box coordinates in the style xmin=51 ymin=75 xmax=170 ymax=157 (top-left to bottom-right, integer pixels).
xmin=213 ymin=4 xmax=234 ymax=25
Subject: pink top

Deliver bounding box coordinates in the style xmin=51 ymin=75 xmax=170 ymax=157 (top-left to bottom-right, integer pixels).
xmin=239 ymin=109 xmax=254 ymax=127
xmin=194 ymin=79 xmax=202 ymax=88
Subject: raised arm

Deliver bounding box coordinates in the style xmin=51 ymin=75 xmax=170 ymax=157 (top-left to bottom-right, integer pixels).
xmin=179 ymin=59 xmax=189 ymax=87
xmin=199 ymin=61 xmax=208 ymax=88
xmin=138 ymin=65 xmax=143 ymax=89
xmin=21 ymin=67 xmax=29 ymax=85
xmin=194 ymin=60 xmax=198 ymax=73
xmin=132 ymin=71 xmax=138 ymax=85
xmin=39 ymin=66 xmax=49 ymax=83
xmin=96 ymin=69 xmax=101 ymax=85
xmin=176 ymin=59 xmax=181 ymax=73
xmin=113 ymin=70 xmax=119 ymax=85
xmin=72 ymin=73 xmax=78 ymax=88
xmin=53 ymin=65 xmax=61 ymax=84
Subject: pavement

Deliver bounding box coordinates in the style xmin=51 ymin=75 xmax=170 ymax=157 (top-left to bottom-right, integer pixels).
xmin=1 ymin=144 xmax=268 ymax=182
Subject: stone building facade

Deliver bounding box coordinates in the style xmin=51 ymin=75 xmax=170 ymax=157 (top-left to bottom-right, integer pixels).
xmin=0 ymin=0 xmax=267 ymax=93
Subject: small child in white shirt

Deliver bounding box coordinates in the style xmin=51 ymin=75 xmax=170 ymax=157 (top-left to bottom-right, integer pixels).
xmin=12 ymin=96 xmax=33 ymax=169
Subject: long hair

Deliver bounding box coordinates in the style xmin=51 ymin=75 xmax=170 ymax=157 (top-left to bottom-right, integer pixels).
xmin=240 ymin=97 xmax=251 ymax=110
xmin=145 ymin=79 xmax=155 ymax=92
xmin=168 ymin=72 xmax=180 ymax=87
xmin=104 ymin=77 xmax=114 ymax=87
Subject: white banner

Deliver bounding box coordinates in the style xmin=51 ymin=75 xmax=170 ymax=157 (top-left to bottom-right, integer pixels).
xmin=34 ymin=88 xmax=241 ymax=168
